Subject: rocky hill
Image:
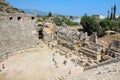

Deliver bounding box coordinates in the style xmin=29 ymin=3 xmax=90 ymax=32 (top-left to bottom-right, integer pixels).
xmin=0 ymin=0 xmax=23 ymax=13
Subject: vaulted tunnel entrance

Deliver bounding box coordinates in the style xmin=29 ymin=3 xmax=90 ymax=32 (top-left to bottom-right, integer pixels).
xmin=38 ymin=28 xmax=43 ymax=39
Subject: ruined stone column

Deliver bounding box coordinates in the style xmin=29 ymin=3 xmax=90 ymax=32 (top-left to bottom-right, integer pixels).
xmin=94 ymin=32 xmax=98 ymax=43
xmin=96 ymin=48 xmax=102 ymax=62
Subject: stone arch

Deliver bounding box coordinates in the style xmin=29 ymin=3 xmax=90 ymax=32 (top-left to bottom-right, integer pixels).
xmin=38 ymin=28 xmax=43 ymax=39
xmin=17 ymin=16 xmax=21 ymax=21
xmin=10 ymin=17 xmax=13 ymax=21
xmin=31 ymin=17 xmax=35 ymax=20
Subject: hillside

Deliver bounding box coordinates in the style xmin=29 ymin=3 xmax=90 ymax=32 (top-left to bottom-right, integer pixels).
xmin=0 ymin=0 xmax=23 ymax=13
xmin=22 ymin=9 xmax=48 ymax=16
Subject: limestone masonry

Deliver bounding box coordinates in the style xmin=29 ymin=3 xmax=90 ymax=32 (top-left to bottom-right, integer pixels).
xmin=0 ymin=12 xmax=39 ymax=55
xmin=41 ymin=20 xmax=120 ymax=67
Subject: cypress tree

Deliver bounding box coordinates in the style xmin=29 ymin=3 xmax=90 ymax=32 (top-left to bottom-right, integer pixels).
xmin=108 ymin=10 xmax=110 ymax=19
xmin=48 ymin=12 xmax=52 ymax=17
xmin=113 ymin=4 xmax=116 ymax=19
xmin=110 ymin=7 xmax=113 ymax=20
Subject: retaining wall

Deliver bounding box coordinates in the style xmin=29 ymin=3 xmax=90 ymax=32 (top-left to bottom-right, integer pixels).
xmin=0 ymin=13 xmax=39 ymax=55
xmin=84 ymin=56 xmax=120 ymax=71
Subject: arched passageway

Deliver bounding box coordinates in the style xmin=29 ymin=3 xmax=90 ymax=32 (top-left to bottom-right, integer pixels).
xmin=38 ymin=28 xmax=43 ymax=39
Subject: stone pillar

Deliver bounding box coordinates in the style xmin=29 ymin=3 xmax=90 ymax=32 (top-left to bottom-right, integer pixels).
xmin=94 ymin=32 xmax=98 ymax=43
xmin=90 ymin=32 xmax=98 ymax=43
xmin=96 ymin=48 xmax=102 ymax=62
xmin=85 ymin=32 xmax=88 ymax=39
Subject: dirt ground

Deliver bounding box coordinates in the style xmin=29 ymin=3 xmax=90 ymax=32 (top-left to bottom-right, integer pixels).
xmin=99 ymin=33 xmax=120 ymax=43
xmin=78 ymin=61 xmax=120 ymax=80
xmin=0 ymin=41 xmax=83 ymax=80
xmin=98 ymin=33 xmax=120 ymax=48
xmin=0 ymin=33 xmax=120 ymax=80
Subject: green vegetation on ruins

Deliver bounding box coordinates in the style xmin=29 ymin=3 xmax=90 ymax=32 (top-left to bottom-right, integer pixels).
xmin=81 ymin=4 xmax=120 ymax=37
xmin=65 ymin=20 xmax=78 ymax=26
xmin=53 ymin=16 xmax=79 ymax=26
xmin=36 ymin=4 xmax=120 ymax=38
xmin=81 ymin=15 xmax=120 ymax=37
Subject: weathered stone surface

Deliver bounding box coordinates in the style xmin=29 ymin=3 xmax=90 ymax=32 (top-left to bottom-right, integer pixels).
xmin=109 ymin=40 xmax=120 ymax=50
xmin=55 ymin=26 xmax=85 ymax=49
xmin=0 ymin=13 xmax=39 ymax=55
xmin=106 ymin=40 xmax=120 ymax=58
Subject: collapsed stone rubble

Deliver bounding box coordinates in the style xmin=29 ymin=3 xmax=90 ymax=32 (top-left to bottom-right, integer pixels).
xmin=41 ymin=21 xmax=120 ymax=67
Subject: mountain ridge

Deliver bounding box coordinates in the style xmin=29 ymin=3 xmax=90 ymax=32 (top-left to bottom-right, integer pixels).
xmin=22 ymin=9 xmax=48 ymax=16
xmin=22 ymin=9 xmax=61 ymax=16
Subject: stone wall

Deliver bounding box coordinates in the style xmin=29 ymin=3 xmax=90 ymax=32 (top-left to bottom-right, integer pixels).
xmin=106 ymin=40 xmax=120 ymax=58
xmin=84 ymin=56 xmax=120 ymax=71
xmin=54 ymin=26 xmax=104 ymax=62
xmin=55 ymin=26 xmax=86 ymax=50
xmin=109 ymin=40 xmax=120 ymax=50
xmin=0 ymin=12 xmax=39 ymax=55
xmin=54 ymin=26 xmax=100 ymax=50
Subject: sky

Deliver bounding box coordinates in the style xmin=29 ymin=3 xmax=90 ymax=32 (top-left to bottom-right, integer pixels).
xmin=6 ymin=0 xmax=120 ymax=16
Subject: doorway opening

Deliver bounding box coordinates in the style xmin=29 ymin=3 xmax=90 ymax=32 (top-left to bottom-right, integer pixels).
xmin=38 ymin=28 xmax=43 ymax=39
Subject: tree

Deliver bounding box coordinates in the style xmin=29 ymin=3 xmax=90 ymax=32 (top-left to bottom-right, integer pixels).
xmin=65 ymin=20 xmax=78 ymax=26
xmin=110 ymin=20 xmax=120 ymax=31
xmin=62 ymin=16 xmax=67 ymax=22
xmin=113 ymin=4 xmax=116 ymax=19
xmin=70 ymin=16 xmax=74 ymax=19
xmin=48 ymin=12 xmax=52 ymax=17
xmin=43 ymin=16 xmax=48 ymax=21
xmin=108 ymin=10 xmax=110 ymax=19
xmin=53 ymin=17 xmax=63 ymax=26
xmin=99 ymin=19 xmax=111 ymax=30
xmin=99 ymin=19 xmax=111 ymax=36
xmin=80 ymin=16 xmax=100 ymax=36
xmin=110 ymin=7 xmax=113 ymax=20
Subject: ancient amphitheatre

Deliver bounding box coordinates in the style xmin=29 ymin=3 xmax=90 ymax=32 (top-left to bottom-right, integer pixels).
xmin=0 ymin=0 xmax=120 ymax=80
xmin=0 ymin=40 xmax=84 ymax=80
xmin=0 ymin=13 xmax=120 ymax=80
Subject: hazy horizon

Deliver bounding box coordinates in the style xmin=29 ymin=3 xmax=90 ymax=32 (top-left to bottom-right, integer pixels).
xmin=6 ymin=0 xmax=120 ymax=16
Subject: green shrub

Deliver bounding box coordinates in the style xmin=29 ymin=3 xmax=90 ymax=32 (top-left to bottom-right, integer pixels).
xmin=37 ymin=19 xmax=43 ymax=22
xmin=65 ymin=20 xmax=78 ymax=26
xmin=12 ymin=7 xmax=20 ymax=11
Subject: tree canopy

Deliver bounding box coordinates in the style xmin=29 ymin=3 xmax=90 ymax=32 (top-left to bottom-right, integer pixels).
xmin=80 ymin=15 xmax=120 ymax=37
xmin=65 ymin=20 xmax=78 ymax=26
xmin=53 ymin=17 xmax=63 ymax=26
xmin=48 ymin=12 xmax=52 ymax=17
xmin=80 ymin=16 xmax=100 ymax=36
